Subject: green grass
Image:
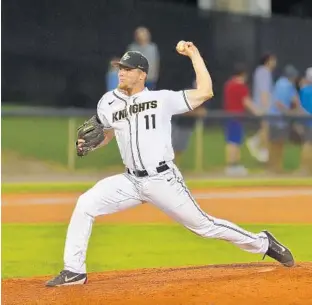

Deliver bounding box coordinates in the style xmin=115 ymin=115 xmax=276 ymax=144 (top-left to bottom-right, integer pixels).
xmin=1 ymin=117 xmax=122 ymax=171
xmin=2 ymin=223 xmax=311 ymax=278
xmin=2 ymin=104 xmax=34 ymax=110
xmin=1 ymin=117 xmax=302 ymax=171
xmin=2 ymin=177 xmax=312 ymax=194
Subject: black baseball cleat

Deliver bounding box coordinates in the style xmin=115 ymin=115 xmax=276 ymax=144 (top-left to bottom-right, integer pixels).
xmin=46 ymin=270 xmax=87 ymax=287
xmin=262 ymin=231 xmax=295 ymax=267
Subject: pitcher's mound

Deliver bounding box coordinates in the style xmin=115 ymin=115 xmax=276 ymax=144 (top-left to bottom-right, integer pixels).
xmin=3 ymin=263 xmax=312 ymax=305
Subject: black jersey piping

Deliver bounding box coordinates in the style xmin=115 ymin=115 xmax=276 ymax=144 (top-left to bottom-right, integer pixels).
xmin=182 ymin=90 xmax=192 ymax=111
xmin=113 ymin=91 xmax=137 ymax=171
xmin=172 ymin=170 xmax=266 ymax=240
xmin=133 ymin=97 xmax=145 ymax=170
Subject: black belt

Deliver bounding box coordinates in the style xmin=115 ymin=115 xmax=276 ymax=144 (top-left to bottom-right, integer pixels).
xmin=127 ymin=162 xmax=169 ymax=177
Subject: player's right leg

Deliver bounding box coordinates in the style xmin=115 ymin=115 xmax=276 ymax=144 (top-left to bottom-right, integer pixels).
xmin=46 ymin=173 xmax=142 ymax=287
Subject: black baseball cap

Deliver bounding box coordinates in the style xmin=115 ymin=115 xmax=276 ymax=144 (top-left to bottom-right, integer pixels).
xmin=113 ymin=51 xmax=149 ymax=73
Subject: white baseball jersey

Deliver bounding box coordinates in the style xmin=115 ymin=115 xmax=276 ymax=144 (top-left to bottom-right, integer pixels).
xmin=63 ymin=87 xmax=269 ymax=275
xmin=96 ymin=88 xmax=192 ymax=174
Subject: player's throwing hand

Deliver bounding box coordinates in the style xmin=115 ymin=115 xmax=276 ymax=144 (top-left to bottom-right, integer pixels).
xmin=176 ymin=40 xmax=199 ymax=58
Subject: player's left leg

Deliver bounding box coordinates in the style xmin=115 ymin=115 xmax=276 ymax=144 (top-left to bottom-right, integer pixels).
xmin=143 ymin=165 xmax=294 ymax=267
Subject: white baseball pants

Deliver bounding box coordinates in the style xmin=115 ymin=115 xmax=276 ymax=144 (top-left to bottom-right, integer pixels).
xmin=64 ymin=165 xmax=268 ymax=273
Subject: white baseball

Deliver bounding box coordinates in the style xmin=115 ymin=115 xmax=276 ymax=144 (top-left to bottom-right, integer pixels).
xmin=176 ymin=40 xmax=186 ymax=52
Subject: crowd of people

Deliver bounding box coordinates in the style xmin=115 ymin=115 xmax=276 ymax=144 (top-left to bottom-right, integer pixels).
xmin=223 ymin=54 xmax=312 ymax=176
xmin=105 ymin=28 xmax=312 ymax=176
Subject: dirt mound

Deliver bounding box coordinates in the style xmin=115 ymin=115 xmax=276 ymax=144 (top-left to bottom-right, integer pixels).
xmin=2 ymin=263 xmax=312 ymax=305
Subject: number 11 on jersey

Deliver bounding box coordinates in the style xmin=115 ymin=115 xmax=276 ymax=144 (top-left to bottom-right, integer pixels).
xmin=144 ymin=114 xmax=156 ymax=130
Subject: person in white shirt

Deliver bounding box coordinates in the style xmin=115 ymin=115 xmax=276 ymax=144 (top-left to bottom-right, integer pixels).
xmin=247 ymin=53 xmax=277 ymax=163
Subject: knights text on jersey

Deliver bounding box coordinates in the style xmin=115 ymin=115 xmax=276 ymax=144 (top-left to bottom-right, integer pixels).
xmin=97 ymin=88 xmax=192 ymax=173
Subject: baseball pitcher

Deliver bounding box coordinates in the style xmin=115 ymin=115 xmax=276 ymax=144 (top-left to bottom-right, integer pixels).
xmin=46 ymin=41 xmax=294 ymax=287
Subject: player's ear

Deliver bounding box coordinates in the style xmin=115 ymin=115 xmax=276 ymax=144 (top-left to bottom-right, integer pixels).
xmin=140 ymin=71 xmax=147 ymax=81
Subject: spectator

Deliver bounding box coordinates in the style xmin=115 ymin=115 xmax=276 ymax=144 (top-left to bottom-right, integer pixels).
xmin=127 ymin=27 xmax=160 ymax=90
xmin=298 ymin=67 xmax=312 ymax=174
xmin=106 ymin=57 xmax=120 ymax=91
xmin=247 ymin=53 xmax=277 ymax=163
xmin=172 ymin=80 xmax=207 ymax=167
xmin=223 ymin=63 xmax=261 ymax=176
xmin=267 ymin=65 xmax=301 ymax=173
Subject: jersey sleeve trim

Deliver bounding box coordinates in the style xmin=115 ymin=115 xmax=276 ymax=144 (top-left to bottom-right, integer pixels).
xmin=97 ymin=94 xmax=113 ymax=129
xmin=183 ymin=90 xmax=193 ymax=111
xmin=97 ymin=95 xmax=105 ymax=112
xmin=102 ymin=123 xmax=112 ymax=130
xmin=113 ymin=91 xmax=127 ymax=103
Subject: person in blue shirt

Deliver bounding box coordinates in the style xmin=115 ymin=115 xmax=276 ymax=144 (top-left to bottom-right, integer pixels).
xmin=106 ymin=57 xmax=120 ymax=91
xmin=267 ymin=65 xmax=301 ymax=173
xmin=299 ymin=67 xmax=312 ymax=174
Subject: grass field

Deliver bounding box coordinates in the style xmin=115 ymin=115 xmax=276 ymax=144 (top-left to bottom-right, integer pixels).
xmin=2 ymin=223 xmax=311 ymax=278
xmin=2 ymin=116 xmax=302 ymax=171
xmin=3 ymin=177 xmax=312 ymax=193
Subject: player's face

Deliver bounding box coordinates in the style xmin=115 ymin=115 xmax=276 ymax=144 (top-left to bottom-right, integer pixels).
xmin=118 ymin=67 xmax=144 ymax=90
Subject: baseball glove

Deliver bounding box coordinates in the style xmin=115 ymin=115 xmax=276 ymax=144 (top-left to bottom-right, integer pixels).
xmin=76 ymin=115 xmax=105 ymax=157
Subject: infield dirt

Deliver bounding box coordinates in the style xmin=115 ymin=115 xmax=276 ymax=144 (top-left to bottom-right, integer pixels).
xmin=2 ymin=187 xmax=312 ymax=305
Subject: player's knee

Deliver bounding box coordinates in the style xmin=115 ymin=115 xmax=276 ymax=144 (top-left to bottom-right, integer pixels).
xmin=193 ymin=228 xmax=216 ymax=238
xmin=76 ymin=192 xmax=94 ymax=215
xmin=76 ymin=193 xmax=88 ymax=210
xmin=188 ymin=225 xmax=213 ymax=238
xmin=186 ymin=217 xmax=216 ymax=237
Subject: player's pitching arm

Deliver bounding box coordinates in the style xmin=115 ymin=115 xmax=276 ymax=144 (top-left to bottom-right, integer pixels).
xmin=176 ymin=41 xmax=214 ymax=109
xmin=101 ymin=129 xmax=115 ymax=146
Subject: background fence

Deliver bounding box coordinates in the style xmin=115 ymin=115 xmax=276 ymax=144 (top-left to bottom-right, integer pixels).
xmin=2 ymin=108 xmax=310 ymax=181
xmin=2 ymin=0 xmax=312 ymax=181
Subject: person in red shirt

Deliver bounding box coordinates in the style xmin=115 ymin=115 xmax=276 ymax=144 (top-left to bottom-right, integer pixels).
xmin=223 ymin=63 xmax=261 ymax=176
